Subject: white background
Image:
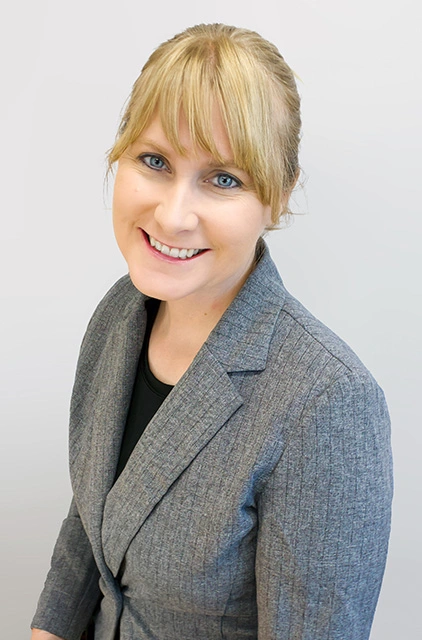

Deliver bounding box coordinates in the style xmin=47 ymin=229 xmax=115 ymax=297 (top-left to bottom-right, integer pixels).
xmin=1 ymin=1 xmax=421 ymax=637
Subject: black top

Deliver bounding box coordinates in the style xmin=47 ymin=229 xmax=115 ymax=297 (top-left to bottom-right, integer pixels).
xmin=114 ymin=299 xmax=173 ymax=481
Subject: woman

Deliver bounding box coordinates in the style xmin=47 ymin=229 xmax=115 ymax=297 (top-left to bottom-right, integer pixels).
xmin=31 ymin=23 xmax=393 ymax=640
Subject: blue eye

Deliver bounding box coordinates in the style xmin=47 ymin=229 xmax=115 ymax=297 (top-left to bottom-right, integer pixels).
xmin=213 ymin=173 xmax=241 ymax=189
xmin=140 ymin=154 xmax=168 ymax=171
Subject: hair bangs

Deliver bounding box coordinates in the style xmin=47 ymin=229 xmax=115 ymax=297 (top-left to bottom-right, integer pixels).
xmin=156 ymin=52 xmax=224 ymax=164
xmin=213 ymin=55 xmax=283 ymax=210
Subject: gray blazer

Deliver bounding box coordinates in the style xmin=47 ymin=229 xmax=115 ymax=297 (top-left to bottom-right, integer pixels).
xmin=32 ymin=241 xmax=393 ymax=640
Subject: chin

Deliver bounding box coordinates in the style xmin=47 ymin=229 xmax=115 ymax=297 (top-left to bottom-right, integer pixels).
xmin=128 ymin=272 xmax=160 ymax=298
xmin=127 ymin=269 xmax=184 ymax=301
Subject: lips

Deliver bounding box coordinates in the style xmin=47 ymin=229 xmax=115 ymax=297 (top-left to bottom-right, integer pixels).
xmin=145 ymin=232 xmax=208 ymax=260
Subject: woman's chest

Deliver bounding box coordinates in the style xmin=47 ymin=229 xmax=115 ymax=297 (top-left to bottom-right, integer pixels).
xmin=116 ymin=434 xmax=260 ymax=616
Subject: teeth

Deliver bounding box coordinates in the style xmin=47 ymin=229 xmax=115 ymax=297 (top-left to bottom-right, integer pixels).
xmin=148 ymin=235 xmax=203 ymax=259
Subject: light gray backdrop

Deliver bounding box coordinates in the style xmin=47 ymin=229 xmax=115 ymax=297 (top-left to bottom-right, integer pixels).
xmin=1 ymin=1 xmax=421 ymax=637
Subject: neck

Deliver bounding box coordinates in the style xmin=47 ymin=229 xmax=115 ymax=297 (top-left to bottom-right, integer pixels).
xmin=147 ymin=291 xmax=235 ymax=386
xmin=155 ymin=290 xmax=234 ymax=343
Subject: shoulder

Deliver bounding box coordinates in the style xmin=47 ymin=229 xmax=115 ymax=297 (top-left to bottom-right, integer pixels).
xmin=69 ymin=274 xmax=146 ymax=427
xmin=80 ymin=274 xmax=144 ymax=345
xmin=87 ymin=274 xmax=143 ymax=327
xmin=254 ymin=251 xmax=387 ymax=412
xmin=235 ymin=240 xmax=385 ymax=398
xmin=279 ymin=290 xmax=369 ymax=377
xmin=72 ymin=274 xmax=146 ymax=383
xmin=266 ymin=290 xmax=390 ymax=436
xmin=262 ymin=289 xmax=391 ymax=485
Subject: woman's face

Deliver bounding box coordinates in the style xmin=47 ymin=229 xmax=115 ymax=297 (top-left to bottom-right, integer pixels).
xmin=112 ymin=109 xmax=271 ymax=309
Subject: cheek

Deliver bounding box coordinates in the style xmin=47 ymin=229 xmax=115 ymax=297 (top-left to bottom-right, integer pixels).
xmin=113 ymin=181 xmax=137 ymax=215
xmin=113 ymin=194 xmax=145 ymax=236
xmin=113 ymin=166 xmax=145 ymax=213
xmin=112 ymin=191 xmax=138 ymax=251
xmin=217 ymin=205 xmax=270 ymax=250
xmin=112 ymin=208 xmax=128 ymax=257
xmin=113 ymin=177 xmax=160 ymax=225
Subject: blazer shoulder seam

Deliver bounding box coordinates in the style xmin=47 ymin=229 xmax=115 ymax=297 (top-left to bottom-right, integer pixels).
xmin=278 ymin=305 xmax=357 ymax=376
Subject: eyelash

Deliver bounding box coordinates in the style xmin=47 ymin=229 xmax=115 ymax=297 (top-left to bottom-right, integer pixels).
xmin=138 ymin=154 xmax=243 ymax=190
xmin=140 ymin=154 xmax=169 ymax=172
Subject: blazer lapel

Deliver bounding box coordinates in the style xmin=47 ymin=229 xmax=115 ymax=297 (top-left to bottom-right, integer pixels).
xmin=101 ymin=347 xmax=243 ymax=576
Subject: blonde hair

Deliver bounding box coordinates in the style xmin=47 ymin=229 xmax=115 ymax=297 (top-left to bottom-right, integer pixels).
xmin=108 ymin=23 xmax=301 ymax=226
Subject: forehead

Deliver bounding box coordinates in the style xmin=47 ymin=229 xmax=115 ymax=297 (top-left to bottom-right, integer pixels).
xmin=134 ymin=108 xmax=234 ymax=164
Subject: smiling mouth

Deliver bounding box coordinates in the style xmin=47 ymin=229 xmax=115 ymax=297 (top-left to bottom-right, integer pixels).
xmin=146 ymin=232 xmax=208 ymax=260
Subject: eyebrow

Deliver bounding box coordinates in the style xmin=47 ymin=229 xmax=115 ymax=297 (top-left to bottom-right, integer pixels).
xmin=135 ymin=139 xmax=172 ymax=157
xmin=206 ymin=159 xmax=240 ymax=171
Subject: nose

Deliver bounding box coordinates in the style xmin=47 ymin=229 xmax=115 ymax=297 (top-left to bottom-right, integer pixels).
xmin=153 ymin=179 xmax=199 ymax=235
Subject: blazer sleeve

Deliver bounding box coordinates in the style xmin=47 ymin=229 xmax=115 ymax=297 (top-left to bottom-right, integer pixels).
xmin=31 ymin=497 xmax=102 ymax=640
xmin=255 ymin=371 xmax=393 ymax=640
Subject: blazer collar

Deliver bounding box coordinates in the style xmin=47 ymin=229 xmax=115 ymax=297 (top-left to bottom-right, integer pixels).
xmin=205 ymin=238 xmax=286 ymax=372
